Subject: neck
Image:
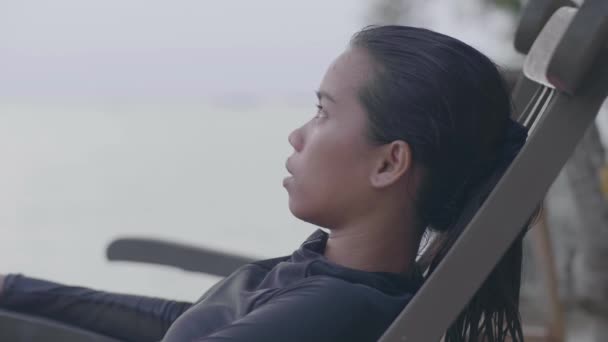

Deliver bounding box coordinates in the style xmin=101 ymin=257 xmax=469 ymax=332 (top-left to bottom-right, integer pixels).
xmin=323 ymin=210 xmax=420 ymax=275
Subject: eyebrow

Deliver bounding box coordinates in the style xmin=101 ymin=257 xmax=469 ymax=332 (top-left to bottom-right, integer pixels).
xmin=315 ymin=90 xmax=337 ymax=104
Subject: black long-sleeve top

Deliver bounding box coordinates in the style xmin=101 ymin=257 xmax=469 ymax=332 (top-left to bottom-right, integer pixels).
xmin=0 ymin=229 xmax=422 ymax=341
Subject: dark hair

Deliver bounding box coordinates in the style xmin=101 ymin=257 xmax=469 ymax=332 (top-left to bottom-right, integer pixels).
xmin=350 ymin=25 xmax=541 ymax=342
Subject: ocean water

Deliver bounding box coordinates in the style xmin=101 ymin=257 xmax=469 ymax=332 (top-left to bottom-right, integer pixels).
xmin=0 ymin=103 xmax=316 ymax=301
xmin=2 ymin=101 xmax=608 ymax=303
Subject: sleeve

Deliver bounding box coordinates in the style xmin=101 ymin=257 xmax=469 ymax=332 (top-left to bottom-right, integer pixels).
xmin=195 ymin=277 xmax=392 ymax=342
xmin=0 ymin=274 xmax=193 ymax=342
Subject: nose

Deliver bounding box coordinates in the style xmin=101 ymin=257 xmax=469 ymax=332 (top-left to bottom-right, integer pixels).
xmin=288 ymin=127 xmax=303 ymax=152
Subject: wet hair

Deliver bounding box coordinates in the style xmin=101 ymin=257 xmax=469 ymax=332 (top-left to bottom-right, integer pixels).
xmin=350 ymin=25 xmax=541 ymax=342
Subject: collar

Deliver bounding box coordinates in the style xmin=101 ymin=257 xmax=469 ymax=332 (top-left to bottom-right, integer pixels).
xmin=292 ymin=229 xmax=424 ymax=295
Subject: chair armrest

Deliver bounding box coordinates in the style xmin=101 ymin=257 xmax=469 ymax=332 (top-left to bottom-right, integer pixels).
xmin=106 ymin=237 xmax=256 ymax=277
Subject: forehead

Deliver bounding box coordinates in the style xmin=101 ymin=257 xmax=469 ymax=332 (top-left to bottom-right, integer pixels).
xmin=319 ymin=48 xmax=374 ymax=102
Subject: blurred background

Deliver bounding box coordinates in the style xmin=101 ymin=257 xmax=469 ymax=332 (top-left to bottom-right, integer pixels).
xmin=1 ymin=0 xmax=608 ymax=340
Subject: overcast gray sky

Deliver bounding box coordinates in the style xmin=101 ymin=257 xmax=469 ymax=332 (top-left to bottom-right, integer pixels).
xmin=0 ymin=0 xmax=519 ymax=104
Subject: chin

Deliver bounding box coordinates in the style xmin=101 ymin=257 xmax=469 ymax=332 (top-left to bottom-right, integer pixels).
xmin=287 ymin=197 xmax=306 ymax=220
xmin=288 ymin=197 xmax=312 ymax=220
xmin=287 ymin=198 xmax=331 ymax=228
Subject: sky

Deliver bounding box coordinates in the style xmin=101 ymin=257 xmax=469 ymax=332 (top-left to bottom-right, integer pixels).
xmin=0 ymin=1 xmax=363 ymax=103
xmin=0 ymin=0 xmax=521 ymax=105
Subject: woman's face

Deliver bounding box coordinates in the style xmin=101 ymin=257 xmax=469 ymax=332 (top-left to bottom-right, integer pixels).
xmin=284 ymin=48 xmax=381 ymax=229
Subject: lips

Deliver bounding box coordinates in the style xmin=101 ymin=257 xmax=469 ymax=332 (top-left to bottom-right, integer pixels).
xmin=285 ymin=158 xmax=294 ymax=175
xmin=283 ymin=158 xmax=294 ymax=188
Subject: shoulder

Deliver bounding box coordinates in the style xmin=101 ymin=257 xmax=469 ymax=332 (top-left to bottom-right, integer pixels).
xmin=281 ymin=275 xmax=367 ymax=296
xmin=253 ymin=276 xmax=407 ymax=342
xmin=201 ymin=275 xmax=411 ymax=342
xmin=271 ymin=275 xmax=408 ymax=313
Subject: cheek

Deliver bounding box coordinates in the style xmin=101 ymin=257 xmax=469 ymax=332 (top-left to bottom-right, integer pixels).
xmin=287 ymin=135 xmax=370 ymax=226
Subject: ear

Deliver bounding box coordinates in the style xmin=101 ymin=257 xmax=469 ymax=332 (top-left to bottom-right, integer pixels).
xmin=370 ymin=140 xmax=413 ymax=188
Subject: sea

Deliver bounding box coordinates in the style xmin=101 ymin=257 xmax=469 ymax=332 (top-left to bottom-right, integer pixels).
xmin=2 ymin=101 xmax=608 ymax=302
xmin=0 ymin=103 xmax=316 ymax=301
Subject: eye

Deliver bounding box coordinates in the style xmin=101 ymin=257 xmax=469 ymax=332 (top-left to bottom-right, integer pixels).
xmin=314 ymin=104 xmax=327 ymax=119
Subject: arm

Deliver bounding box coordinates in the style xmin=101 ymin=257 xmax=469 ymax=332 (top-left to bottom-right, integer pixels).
xmin=195 ymin=278 xmax=397 ymax=342
xmin=0 ymin=274 xmax=193 ymax=342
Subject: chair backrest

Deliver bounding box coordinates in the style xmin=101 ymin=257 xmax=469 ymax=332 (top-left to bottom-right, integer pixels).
xmin=514 ymin=0 xmax=574 ymax=54
xmin=379 ymin=1 xmax=608 ymax=341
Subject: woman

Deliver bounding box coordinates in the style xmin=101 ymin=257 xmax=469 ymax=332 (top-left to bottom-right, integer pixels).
xmin=0 ymin=25 xmax=539 ymax=342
